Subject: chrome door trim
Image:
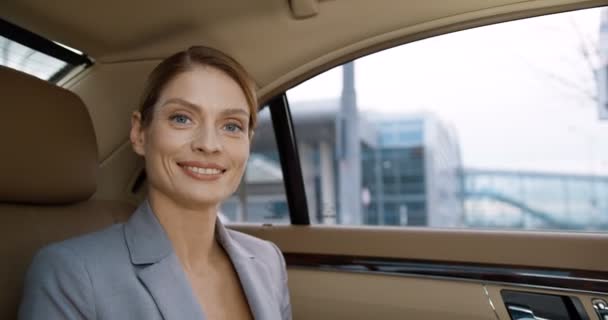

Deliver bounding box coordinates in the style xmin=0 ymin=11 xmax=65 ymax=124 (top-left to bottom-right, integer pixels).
xmin=285 ymin=253 xmax=608 ymax=295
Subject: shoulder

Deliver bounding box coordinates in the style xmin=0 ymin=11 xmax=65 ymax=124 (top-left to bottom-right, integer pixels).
xmin=40 ymin=224 xmax=126 ymax=262
xmin=21 ymin=224 xmax=133 ymax=319
xmin=26 ymin=223 xmax=129 ymax=283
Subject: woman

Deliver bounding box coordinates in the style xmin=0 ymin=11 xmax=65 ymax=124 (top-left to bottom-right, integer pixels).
xmin=19 ymin=46 xmax=292 ymax=320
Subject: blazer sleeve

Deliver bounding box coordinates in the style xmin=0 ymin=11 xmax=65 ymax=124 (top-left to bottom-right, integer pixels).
xmin=269 ymin=241 xmax=292 ymax=320
xmin=19 ymin=244 xmax=95 ymax=320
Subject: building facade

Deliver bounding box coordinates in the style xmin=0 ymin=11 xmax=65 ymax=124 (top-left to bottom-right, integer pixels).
xmin=222 ymin=100 xmax=465 ymax=228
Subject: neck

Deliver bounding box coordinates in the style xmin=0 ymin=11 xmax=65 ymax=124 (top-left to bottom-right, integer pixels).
xmin=148 ymin=188 xmax=222 ymax=272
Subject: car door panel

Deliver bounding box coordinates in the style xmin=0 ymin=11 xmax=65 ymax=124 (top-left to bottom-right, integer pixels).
xmin=232 ymin=224 xmax=608 ymax=319
xmin=289 ymin=269 xmax=496 ymax=319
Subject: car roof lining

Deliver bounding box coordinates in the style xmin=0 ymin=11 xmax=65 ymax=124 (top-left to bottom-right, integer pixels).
xmin=2 ymin=0 xmax=607 ymax=98
xmin=257 ymin=0 xmax=608 ymax=103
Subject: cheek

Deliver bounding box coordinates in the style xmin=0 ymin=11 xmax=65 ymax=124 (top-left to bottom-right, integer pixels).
xmin=227 ymin=138 xmax=250 ymax=169
xmin=145 ymin=127 xmax=191 ymax=156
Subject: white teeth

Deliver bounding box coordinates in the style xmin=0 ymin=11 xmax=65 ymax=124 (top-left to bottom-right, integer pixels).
xmin=184 ymin=166 xmax=222 ymax=175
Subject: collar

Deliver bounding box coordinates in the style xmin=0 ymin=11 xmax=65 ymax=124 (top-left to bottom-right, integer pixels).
xmin=124 ymin=199 xmax=255 ymax=265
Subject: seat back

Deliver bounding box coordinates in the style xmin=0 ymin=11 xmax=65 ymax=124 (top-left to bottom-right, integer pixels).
xmin=0 ymin=66 xmax=134 ymax=319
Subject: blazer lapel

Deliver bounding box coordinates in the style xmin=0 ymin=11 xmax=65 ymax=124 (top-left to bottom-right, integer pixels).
xmin=124 ymin=201 xmax=206 ymax=320
xmin=137 ymin=255 xmax=206 ymax=320
xmin=216 ymin=221 xmax=280 ymax=319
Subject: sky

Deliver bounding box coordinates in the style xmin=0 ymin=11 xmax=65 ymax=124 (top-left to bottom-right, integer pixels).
xmin=288 ymin=7 xmax=608 ymax=176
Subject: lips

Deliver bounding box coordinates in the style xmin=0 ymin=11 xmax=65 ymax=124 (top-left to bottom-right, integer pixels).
xmin=186 ymin=166 xmax=223 ymax=174
xmin=177 ymin=161 xmax=227 ymax=179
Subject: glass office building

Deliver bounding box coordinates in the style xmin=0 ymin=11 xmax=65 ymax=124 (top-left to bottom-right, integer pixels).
xmin=222 ymin=99 xmax=465 ymax=227
xmin=221 ymin=99 xmax=608 ymax=230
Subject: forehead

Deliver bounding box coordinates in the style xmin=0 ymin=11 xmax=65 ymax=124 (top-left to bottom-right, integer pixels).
xmin=158 ymin=65 xmax=249 ymax=114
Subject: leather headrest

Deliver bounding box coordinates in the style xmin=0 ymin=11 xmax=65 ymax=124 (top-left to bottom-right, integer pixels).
xmin=0 ymin=66 xmax=98 ymax=204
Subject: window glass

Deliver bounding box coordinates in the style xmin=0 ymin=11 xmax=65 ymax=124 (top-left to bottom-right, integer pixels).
xmin=284 ymin=7 xmax=608 ymax=231
xmin=221 ymin=107 xmax=289 ymax=224
xmin=0 ymin=35 xmax=86 ymax=82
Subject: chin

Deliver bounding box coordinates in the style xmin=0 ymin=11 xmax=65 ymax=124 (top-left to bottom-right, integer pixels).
xmin=177 ymin=190 xmax=227 ymax=208
xmin=150 ymin=178 xmax=235 ymax=209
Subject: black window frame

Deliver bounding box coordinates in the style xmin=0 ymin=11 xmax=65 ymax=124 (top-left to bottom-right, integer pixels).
xmin=266 ymin=94 xmax=311 ymax=225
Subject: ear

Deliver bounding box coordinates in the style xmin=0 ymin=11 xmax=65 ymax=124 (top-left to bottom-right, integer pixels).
xmin=130 ymin=111 xmax=146 ymax=156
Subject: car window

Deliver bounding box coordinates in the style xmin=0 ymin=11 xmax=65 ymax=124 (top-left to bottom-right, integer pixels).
xmin=221 ymin=107 xmax=290 ymax=224
xmin=0 ymin=19 xmax=90 ymax=82
xmin=282 ymin=6 xmax=608 ymax=231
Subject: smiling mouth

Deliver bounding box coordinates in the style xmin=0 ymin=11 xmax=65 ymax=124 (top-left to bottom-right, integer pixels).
xmin=177 ymin=162 xmax=227 ymax=179
xmin=182 ymin=166 xmax=225 ymax=175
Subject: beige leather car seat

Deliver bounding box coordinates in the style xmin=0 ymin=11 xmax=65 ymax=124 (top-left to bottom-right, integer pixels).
xmin=0 ymin=66 xmax=135 ymax=319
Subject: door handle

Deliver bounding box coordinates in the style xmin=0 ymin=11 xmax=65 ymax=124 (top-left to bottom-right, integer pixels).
xmin=593 ymin=299 xmax=608 ymax=320
xmin=501 ymin=290 xmax=589 ymax=320
xmin=507 ymin=304 xmax=550 ymax=320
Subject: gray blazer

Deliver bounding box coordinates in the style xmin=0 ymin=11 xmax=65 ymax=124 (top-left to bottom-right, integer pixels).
xmin=19 ymin=201 xmax=292 ymax=319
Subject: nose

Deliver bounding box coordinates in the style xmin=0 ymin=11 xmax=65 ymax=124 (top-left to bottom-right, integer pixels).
xmin=191 ymin=124 xmax=222 ymax=153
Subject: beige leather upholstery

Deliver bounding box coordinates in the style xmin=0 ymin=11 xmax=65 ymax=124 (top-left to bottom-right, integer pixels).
xmin=0 ymin=66 xmax=134 ymax=319
xmin=0 ymin=66 xmax=97 ymax=204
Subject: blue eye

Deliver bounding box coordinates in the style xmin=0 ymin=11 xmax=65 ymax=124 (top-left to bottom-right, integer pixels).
xmin=170 ymin=114 xmax=191 ymax=125
xmin=224 ymin=123 xmax=243 ymax=133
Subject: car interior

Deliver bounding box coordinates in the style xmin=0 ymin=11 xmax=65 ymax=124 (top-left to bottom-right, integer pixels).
xmin=1 ymin=0 xmax=608 ymax=319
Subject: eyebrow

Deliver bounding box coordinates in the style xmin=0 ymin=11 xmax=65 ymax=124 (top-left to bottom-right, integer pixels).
xmin=161 ymin=98 xmax=199 ymax=110
xmin=162 ymin=98 xmax=250 ymax=118
xmin=219 ymin=108 xmax=250 ymax=119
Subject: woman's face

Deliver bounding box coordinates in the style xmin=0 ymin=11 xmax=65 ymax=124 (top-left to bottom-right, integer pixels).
xmin=130 ymin=65 xmax=251 ymax=208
